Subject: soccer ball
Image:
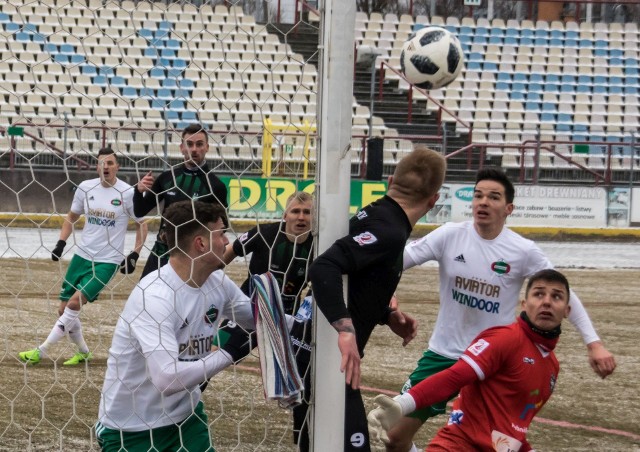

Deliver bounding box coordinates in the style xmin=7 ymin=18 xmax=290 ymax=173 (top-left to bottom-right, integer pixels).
xmin=400 ymin=26 xmax=464 ymax=90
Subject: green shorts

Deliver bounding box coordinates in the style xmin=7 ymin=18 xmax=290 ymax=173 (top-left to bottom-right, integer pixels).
xmin=96 ymin=401 xmax=215 ymax=452
xmin=59 ymin=255 xmax=118 ymax=303
xmin=400 ymin=350 xmax=458 ymax=422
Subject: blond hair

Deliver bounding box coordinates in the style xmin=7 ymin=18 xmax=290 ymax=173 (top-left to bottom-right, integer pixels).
xmin=388 ymin=145 xmax=446 ymax=203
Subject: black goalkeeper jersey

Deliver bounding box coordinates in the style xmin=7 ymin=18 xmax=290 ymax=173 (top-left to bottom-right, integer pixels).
xmin=133 ymin=163 xmax=228 ymax=242
xmin=308 ymin=195 xmax=411 ymax=354
xmin=232 ymin=222 xmax=314 ymax=315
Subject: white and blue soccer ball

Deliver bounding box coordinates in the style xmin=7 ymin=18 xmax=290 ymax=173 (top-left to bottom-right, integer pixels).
xmin=400 ymin=26 xmax=464 ymax=90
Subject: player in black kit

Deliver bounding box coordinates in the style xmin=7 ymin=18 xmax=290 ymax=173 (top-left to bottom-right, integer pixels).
xmin=133 ymin=124 xmax=228 ymax=278
xmin=308 ymin=146 xmax=446 ymax=452
xmin=223 ymin=191 xmax=315 ymax=451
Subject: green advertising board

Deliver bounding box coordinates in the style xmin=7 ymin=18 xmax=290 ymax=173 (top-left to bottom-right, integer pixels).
xmin=219 ymin=176 xmax=388 ymax=219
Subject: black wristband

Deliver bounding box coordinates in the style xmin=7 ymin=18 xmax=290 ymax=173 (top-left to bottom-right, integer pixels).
xmin=378 ymin=305 xmax=394 ymax=325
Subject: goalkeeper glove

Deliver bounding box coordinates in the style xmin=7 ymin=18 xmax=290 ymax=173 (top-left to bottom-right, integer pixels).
xmin=367 ymin=394 xmax=404 ymax=444
xmin=119 ymin=251 xmax=140 ymax=274
xmin=220 ymin=325 xmax=256 ymax=363
xmin=51 ymin=240 xmax=66 ymax=261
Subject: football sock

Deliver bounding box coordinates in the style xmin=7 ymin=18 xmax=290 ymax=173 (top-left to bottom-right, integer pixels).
xmin=68 ymin=317 xmax=90 ymax=354
xmin=40 ymin=306 xmax=81 ymax=354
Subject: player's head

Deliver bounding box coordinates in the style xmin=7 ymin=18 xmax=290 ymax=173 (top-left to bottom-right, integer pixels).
xmin=522 ymin=269 xmax=571 ymax=331
xmin=180 ymin=124 xmax=209 ymax=168
xmin=164 ymin=200 xmax=229 ymax=269
xmin=97 ymin=146 xmax=119 ymax=186
xmin=283 ymin=191 xmax=314 ymax=241
xmin=387 ymin=145 xmax=446 ymax=210
xmin=472 ymin=168 xmax=515 ymax=230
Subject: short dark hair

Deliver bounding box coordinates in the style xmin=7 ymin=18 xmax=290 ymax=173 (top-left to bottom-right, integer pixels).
xmin=182 ymin=123 xmax=208 ymax=140
xmin=475 ymin=168 xmax=515 ymax=203
xmin=98 ymin=146 xmax=116 ymax=158
xmin=163 ymin=200 xmax=228 ymax=254
xmin=525 ymin=269 xmax=570 ymax=301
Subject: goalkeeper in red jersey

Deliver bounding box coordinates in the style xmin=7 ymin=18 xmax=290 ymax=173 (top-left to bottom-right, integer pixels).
xmin=368 ymin=269 xmax=573 ymax=451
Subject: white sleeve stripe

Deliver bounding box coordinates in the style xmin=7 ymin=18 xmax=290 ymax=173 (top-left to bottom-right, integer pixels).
xmin=461 ymin=355 xmax=486 ymax=381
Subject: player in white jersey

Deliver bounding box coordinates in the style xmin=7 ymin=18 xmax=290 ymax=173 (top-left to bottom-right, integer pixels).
xmin=384 ymin=168 xmax=617 ymax=452
xmin=96 ymin=200 xmax=255 ymax=452
xmin=19 ymin=147 xmax=147 ymax=366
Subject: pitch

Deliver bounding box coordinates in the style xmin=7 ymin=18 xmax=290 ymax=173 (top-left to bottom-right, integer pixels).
xmin=1 ymin=258 xmax=639 ymax=451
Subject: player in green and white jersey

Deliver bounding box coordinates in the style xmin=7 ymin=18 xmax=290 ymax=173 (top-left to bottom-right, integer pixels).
xmin=18 ymin=147 xmax=147 ymax=366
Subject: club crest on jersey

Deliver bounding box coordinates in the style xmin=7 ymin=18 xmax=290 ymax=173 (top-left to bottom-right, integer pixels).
xmin=356 ymin=210 xmax=368 ymax=220
xmin=468 ymin=338 xmax=490 ymax=356
xmin=353 ymin=231 xmax=377 ymax=246
xmin=491 ymin=260 xmax=511 ymax=275
xmin=550 ymin=374 xmax=557 ymax=393
xmin=238 ymin=232 xmax=249 ymax=243
xmin=204 ymin=304 xmax=219 ymax=325
xmin=523 ymin=357 xmax=535 ymax=365
xmin=110 ymin=198 xmax=121 ymax=206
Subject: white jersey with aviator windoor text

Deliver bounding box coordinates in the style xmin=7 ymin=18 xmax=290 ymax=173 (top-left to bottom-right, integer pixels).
xmin=404 ymin=221 xmax=598 ymax=359
xmin=70 ymin=177 xmax=141 ymax=264
xmin=98 ymin=264 xmax=253 ymax=431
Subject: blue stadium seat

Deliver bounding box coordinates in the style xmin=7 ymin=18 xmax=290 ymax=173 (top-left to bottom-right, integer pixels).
xmin=497 ymin=73 xmax=512 ymax=82
xmin=468 ymin=52 xmax=483 ymax=61
xmin=610 ymin=85 xmax=624 ymax=94
xmin=178 ymin=78 xmax=194 ymax=89
xmin=511 ymin=91 xmax=526 ymax=101
xmin=578 ymin=75 xmax=593 ymax=86
xmin=625 ymin=67 xmax=639 ymax=76
xmin=151 ymin=99 xmax=167 ymax=109
xmin=472 ymin=35 xmax=488 ymax=45
xmin=540 ymin=112 xmax=555 ymax=122
xmin=609 ymin=57 xmax=623 ymax=66
xmin=512 ymin=82 xmax=527 ymax=92
xmin=565 ymin=30 xmax=579 ymax=39
xmin=159 ymin=21 xmax=173 ymax=30
xmin=110 ymin=76 xmax=126 ymax=87
xmin=140 ymin=87 xmax=155 ymax=97
xmin=31 ymin=33 xmax=45 ymax=43
xmin=138 ymin=28 xmax=154 ymax=39
xmin=174 ymin=88 xmax=191 ymax=98
xmin=525 ymin=101 xmax=540 ymax=111
xmin=609 ymin=49 xmax=624 ymax=58
xmin=513 ymin=73 xmax=528 ymax=83
xmin=166 ymin=39 xmax=180 ymax=50
xmin=15 ymin=32 xmax=30 ymax=42
xmin=144 ymin=47 xmax=159 ymax=58
xmin=23 ymin=23 xmax=37 ymax=33
xmin=520 ymin=29 xmax=534 ymax=39
xmin=530 ymin=73 xmax=544 ymax=83
xmin=161 ymin=48 xmax=176 ymax=58
xmin=4 ymin=22 xmax=20 ymax=33
xmin=594 ymin=40 xmax=608 ymax=49
xmin=44 ymin=43 xmax=58 ymax=53
xmin=534 ymin=29 xmax=549 ymax=38
xmin=155 ymin=29 xmax=171 ymax=40
xmin=592 ymin=85 xmax=608 ymax=95
xmin=529 ymin=83 xmax=543 ymax=93
xmin=169 ymin=99 xmax=185 ymax=110
xmin=609 ymin=76 xmax=624 ymax=85
xmin=519 ymin=37 xmax=533 ymax=46
xmin=70 ymin=54 xmax=85 ymax=64
xmin=82 ymin=64 xmax=97 ymax=76
xmin=182 ymin=111 xmax=197 ymax=122
xmin=165 ymin=110 xmax=180 ymax=121
xmin=556 ymin=123 xmax=572 ymax=132
xmin=505 ymin=28 xmax=519 ymax=38
xmin=490 ymin=28 xmax=504 ymax=37
xmin=550 ymin=30 xmax=564 ymax=39
xmin=54 ymin=54 xmax=69 ymax=63
xmin=534 ymin=37 xmax=549 ymax=46
xmin=626 ymin=76 xmax=639 ymax=86
xmin=564 ymin=38 xmax=578 ymax=48
xmin=593 ymin=48 xmax=608 ymax=57
xmin=576 ymin=84 xmax=591 ymax=94
xmin=459 ymin=26 xmax=473 ymax=36
xmin=157 ymin=88 xmax=173 ymax=99
xmin=99 ymin=66 xmax=114 ymax=76
xmin=60 ymin=44 xmax=75 ymax=54
xmin=445 ymin=25 xmax=457 ymax=34
xmin=483 ymin=62 xmax=497 ymax=71
xmin=93 ymin=75 xmax=108 ymax=85
xmin=624 ymin=86 xmax=639 ymax=95
xmin=122 ymin=87 xmax=138 ymax=98
xmin=561 ymin=75 xmax=576 ymax=84
xmin=162 ymin=78 xmax=178 ymax=88
xmin=0 ymin=13 xmax=10 ymax=23
xmin=544 ymin=83 xmax=560 ymax=92
xmin=488 ymin=36 xmax=503 ymax=45
xmin=173 ymin=59 xmax=187 ymax=69
xmin=150 ymin=67 xmax=165 ymax=78
xmin=496 ymin=81 xmax=510 ymax=91
xmin=475 ymin=27 xmax=489 ymax=37
xmin=526 ymin=92 xmax=541 ymax=102
xmin=579 ymin=39 xmax=593 ymax=48
xmin=560 ymin=84 xmax=575 ymax=94
xmin=504 ymin=36 xmax=518 ymax=46
xmin=542 ymin=103 xmax=556 ymax=112
xmin=593 ymin=75 xmax=607 ymax=85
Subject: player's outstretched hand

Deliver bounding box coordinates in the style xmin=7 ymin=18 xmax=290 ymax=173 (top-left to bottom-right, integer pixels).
xmin=388 ymin=310 xmax=418 ymax=346
xmin=587 ymin=341 xmax=616 ymax=379
xmin=120 ymin=251 xmax=140 ymax=274
xmin=367 ymin=394 xmax=403 ymax=444
xmin=51 ymin=240 xmax=66 ymax=261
